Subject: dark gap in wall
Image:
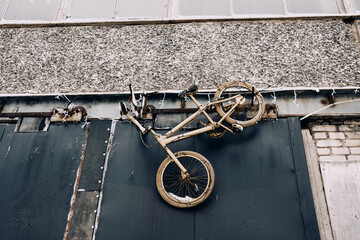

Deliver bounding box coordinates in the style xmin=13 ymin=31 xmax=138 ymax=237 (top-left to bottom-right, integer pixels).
xmin=343 ymin=17 xmax=355 ymax=25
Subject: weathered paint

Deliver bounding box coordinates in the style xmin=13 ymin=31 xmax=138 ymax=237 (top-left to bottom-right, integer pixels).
xmin=320 ymin=162 xmax=360 ymax=240
xmin=302 ymin=129 xmax=334 ymax=240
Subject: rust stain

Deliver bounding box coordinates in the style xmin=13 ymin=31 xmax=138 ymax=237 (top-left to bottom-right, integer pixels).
xmin=92 ymin=121 xmax=115 ymax=239
xmin=51 ymin=106 xmax=87 ymax=122
xmin=63 ymin=124 xmax=90 ymax=240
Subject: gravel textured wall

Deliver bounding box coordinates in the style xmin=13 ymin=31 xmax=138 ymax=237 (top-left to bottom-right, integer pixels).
xmin=0 ymin=20 xmax=359 ymax=94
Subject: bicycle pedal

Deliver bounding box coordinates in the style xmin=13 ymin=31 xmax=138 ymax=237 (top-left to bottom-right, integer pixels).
xmin=232 ymin=124 xmax=243 ymax=131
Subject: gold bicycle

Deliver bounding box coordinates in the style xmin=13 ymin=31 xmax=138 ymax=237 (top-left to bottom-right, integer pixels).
xmin=120 ymin=81 xmax=265 ymax=208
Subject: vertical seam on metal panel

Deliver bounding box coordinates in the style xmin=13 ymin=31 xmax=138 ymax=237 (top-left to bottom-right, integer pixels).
xmin=287 ymin=118 xmax=313 ymax=239
xmin=193 ymin=198 xmax=196 ymax=240
xmin=63 ymin=123 xmax=91 ymax=240
xmin=286 ymin=118 xmax=308 ymax=239
xmin=91 ymin=119 xmax=117 ymax=240
xmin=193 ymin=131 xmax=198 ymax=240
xmin=0 ymin=124 xmax=5 ymax=142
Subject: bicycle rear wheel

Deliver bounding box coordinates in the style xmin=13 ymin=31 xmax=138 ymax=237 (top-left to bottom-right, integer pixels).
xmin=156 ymin=151 xmax=215 ymax=208
xmin=214 ymin=81 xmax=265 ymax=127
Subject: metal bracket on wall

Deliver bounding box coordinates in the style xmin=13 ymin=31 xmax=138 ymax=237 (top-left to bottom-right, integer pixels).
xmin=50 ymin=106 xmax=87 ymax=122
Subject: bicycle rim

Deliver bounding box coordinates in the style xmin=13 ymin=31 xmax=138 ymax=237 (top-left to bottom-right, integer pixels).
xmin=156 ymin=151 xmax=215 ymax=208
xmin=214 ymin=81 xmax=265 ymax=127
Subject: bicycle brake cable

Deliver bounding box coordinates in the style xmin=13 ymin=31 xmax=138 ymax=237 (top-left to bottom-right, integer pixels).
xmin=139 ymin=131 xmax=158 ymax=149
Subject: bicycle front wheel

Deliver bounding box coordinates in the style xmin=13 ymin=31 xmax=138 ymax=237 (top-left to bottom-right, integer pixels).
xmin=214 ymin=81 xmax=265 ymax=127
xmin=156 ymin=151 xmax=215 ymax=208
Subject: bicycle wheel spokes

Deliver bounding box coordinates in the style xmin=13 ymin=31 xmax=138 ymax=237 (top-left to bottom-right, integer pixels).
xmin=163 ymin=156 xmax=208 ymax=199
xmin=156 ymin=151 xmax=215 ymax=208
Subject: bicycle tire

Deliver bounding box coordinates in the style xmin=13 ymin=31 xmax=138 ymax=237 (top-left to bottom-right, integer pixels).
xmin=156 ymin=151 xmax=215 ymax=208
xmin=214 ymin=81 xmax=265 ymax=127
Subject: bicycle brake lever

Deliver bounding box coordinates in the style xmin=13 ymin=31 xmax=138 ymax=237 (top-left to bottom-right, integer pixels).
xmin=128 ymin=84 xmax=142 ymax=118
xmin=232 ymin=124 xmax=243 ymax=132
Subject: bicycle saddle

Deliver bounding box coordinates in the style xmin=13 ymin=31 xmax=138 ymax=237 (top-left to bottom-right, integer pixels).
xmin=178 ymin=83 xmax=198 ymax=98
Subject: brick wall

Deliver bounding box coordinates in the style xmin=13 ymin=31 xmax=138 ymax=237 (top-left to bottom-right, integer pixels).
xmin=309 ymin=120 xmax=360 ymax=240
xmin=312 ymin=122 xmax=360 ymax=162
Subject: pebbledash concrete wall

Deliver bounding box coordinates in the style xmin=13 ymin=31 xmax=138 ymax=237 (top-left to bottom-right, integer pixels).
xmin=0 ymin=19 xmax=360 ymax=94
xmin=303 ymin=121 xmax=360 ymax=240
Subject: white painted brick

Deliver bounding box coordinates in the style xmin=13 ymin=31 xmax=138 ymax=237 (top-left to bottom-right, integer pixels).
xmin=312 ymin=125 xmax=337 ymax=132
xmin=316 ymin=140 xmax=342 ymax=147
xmin=344 ymin=140 xmax=360 ymax=147
xmin=350 ymin=147 xmax=360 ymax=154
xmin=331 ymin=147 xmax=349 ymax=155
xmin=319 ymin=155 xmax=346 ymax=162
xmin=347 ymin=155 xmax=360 ymax=161
xmin=317 ymin=148 xmax=330 ymax=155
xmin=345 ymin=132 xmax=360 ymax=139
xmin=329 ymin=132 xmax=345 ymax=139
xmin=339 ymin=125 xmax=360 ymax=132
xmin=313 ymin=132 xmax=327 ymax=139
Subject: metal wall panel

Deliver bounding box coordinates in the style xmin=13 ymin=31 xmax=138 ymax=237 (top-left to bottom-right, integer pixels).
xmin=96 ymin=123 xmax=196 ymax=240
xmin=0 ymin=123 xmax=87 ymax=239
xmin=78 ymin=120 xmax=112 ymax=191
xmin=96 ymin=118 xmax=319 ymax=239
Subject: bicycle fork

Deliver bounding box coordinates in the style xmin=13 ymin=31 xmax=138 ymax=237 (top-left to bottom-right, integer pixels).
xmin=150 ymin=128 xmax=190 ymax=179
xmin=150 ymin=96 xmax=244 ymax=177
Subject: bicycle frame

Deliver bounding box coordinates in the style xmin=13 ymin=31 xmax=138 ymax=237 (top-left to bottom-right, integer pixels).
xmin=122 ymin=92 xmax=245 ymax=175
xmin=159 ymin=94 xmax=243 ymax=145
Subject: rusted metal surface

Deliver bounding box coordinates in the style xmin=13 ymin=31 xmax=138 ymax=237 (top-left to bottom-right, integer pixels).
xmin=92 ymin=120 xmax=116 ymax=240
xmin=0 ymin=118 xmax=18 ymax=123
xmin=50 ymin=106 xmax=87 ymax=122
xmin=15 ymin=116 xmax=50 ymax=132
xmin=142 ymin=103 xmax=277 ymax=119
xmin=0 ymin=88 xmax=358 ymax=123
xmin=0 ymin=123 xmax=87 ymax=240
xmin=0 ymin=112 xmax=52 ymax=117
xmin=64 ymin=125 xmax=90 ymax=240
xmin=263 ymin=103 xmax=278 ymax=118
